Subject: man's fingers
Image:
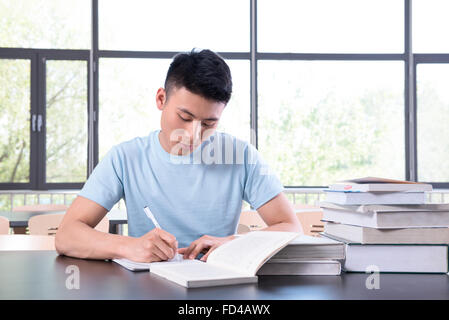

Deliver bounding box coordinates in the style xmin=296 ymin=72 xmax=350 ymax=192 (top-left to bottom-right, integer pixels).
xmin=188 ymin=243 xmax=204 ymax=260
xmin=151 ymin=253 xmax=163 ymax=262
xmin=153 ymin=237 xmax=175 ymax=259
xmin=152 ymin=240 xmax=171 ymax=261
xmin=188 ymin=240 xmax=213 ymax=260
xmin=157 ymin=229 xmax=178 ymax=250
xmin=181 ymin=239 xmax=201 ymax=259
xmin=200 ymin=244 xmax=219 ymax=262
xmin=182 ymin=243 xmax=194 ymax=259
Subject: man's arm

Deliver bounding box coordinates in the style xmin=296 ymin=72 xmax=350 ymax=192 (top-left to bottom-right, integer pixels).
xmin=257 ymin=192 xmax=304 ymax=233
xmin=55 ymin=196 xmax=178 ymax=262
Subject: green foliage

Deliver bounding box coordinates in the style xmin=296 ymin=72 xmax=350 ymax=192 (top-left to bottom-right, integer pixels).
xmin=45 ymin=61 xmax=87 ymax=183
xmin=258 ymin=64 xmax=406 ymax=186
xmin=0 ymin=60 xmax=30 ymax=182
xmin=0 ymin=2 xmax=88 ymax=183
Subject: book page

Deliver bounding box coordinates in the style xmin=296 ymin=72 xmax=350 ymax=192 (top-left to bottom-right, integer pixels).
xmin=206 ymin=231 xmax=299 ymax=275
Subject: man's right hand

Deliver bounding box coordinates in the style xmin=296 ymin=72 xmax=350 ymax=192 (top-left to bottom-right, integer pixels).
xmin=125 ymin=228 xmax=178 ymax=263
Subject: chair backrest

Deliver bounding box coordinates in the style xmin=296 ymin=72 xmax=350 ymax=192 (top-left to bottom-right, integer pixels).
xmin=238 ymin=205 xmax=324 ymax=236
xmin=28 ymin=213 xmax=110 ymax=236
xmin=12 ymin=204 xmax=68 ymax=212
xmin=0 ymin=216 xmax=10 ymax=235
xmin=28 ymin=213 xmax=65 ymax=236
xmin=236 ymin=223 xmax=251 ymax=234
xmin=293 ymin=204 xmax=324 ymax=236
xmin=238 ymin=210 xmax=267 ymax=231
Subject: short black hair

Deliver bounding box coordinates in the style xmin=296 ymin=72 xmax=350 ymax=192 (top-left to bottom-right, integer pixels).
xmin=164 ymin=49 xmax=232 ymax=104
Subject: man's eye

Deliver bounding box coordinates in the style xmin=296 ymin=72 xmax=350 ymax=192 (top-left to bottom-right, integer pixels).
xmin=202 ymin=122 xmax=215 ymax=127
xmin=179 ymin=115 xmax=192 ymax=122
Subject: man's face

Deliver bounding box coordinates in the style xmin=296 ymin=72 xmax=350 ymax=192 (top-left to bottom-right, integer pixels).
xmin=156 ymin=86 xmax=226 ymax=156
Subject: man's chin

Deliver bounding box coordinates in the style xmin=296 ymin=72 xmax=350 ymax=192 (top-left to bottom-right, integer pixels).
xmin=173 ymin=142 xmax=200 ymax=155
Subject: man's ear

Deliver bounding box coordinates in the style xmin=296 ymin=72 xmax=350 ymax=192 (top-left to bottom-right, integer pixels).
xmin=156 ymin=87 xmax=166 ymax=111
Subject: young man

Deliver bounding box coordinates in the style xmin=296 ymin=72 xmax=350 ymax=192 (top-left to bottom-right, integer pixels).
xmin=55 ymin=49 xmax=302 ymax=263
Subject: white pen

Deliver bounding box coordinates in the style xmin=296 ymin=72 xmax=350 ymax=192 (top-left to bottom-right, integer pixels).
xmin=143 ymin=206 xmax=161 ymax=229
xmin=143 ymin=206 xmax=183 ymax=262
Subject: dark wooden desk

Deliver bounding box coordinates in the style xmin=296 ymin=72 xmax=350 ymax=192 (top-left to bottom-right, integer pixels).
xmin=0 ymin=209 xmax=127 ymax=234
xmin=0 ymin=251 xmax=448 ymax=300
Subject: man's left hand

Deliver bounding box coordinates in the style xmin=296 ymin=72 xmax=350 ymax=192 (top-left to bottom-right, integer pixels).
xmin=178 ymin=235 xmax=236 ymax=261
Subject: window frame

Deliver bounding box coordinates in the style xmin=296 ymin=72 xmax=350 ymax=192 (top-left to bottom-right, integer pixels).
xmin=0 ymin=48 xmax=89 ymax=190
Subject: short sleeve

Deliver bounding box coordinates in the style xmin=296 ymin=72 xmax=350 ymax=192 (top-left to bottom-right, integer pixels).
xmin=243 ymin=144 xmax=284 ymax=210
xmin=78 ymin=146 xmax=124 ymax=211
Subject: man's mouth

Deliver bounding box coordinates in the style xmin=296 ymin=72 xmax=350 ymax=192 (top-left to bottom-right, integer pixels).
xmin=178 ymin=142 xmax=194 ymax=151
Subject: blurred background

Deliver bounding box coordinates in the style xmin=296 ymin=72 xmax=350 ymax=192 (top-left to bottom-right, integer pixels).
xmin=0 ymin=0 xmax=448 ymax=218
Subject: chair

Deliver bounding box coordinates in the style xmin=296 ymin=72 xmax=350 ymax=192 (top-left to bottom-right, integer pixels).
xmin=12 ymin=204 xmax=69 ymax=234
xmin=236 ymin=223 xmax=251 ymax=234
xmin=238 ymin=210 xmax=267 ymax=231
xmin=0 ymin=216 xmax=10 ymax=235
xmin=293 ymin=204 xmax=324 ymax=236
xmin=238 ymin=205 xmax=324 ymax=236
xmin=28 ymin=213 xmax=110 ymax=236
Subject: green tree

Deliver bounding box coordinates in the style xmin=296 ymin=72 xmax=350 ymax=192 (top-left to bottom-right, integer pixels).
xmin=0 ymin=1 xmax=89 ymax=183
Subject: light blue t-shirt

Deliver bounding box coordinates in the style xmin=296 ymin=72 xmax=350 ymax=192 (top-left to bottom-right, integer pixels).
xmin=79 ymin=130 xmax=283 ymax=248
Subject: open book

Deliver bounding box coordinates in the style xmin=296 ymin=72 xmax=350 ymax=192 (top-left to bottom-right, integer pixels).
xmin=114 ymin=231 xmax=299 ymax=287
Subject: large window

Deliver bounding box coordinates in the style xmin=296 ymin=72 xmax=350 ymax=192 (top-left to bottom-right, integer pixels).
xmin=258 ymin=61 xmax=404 ymax=185
xmin=1 ymin=0 xmax=448 ymax=189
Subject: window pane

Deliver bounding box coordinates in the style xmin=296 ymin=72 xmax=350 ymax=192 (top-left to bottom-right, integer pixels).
xmin=417 ymin=64 xmax=449 ymax=182
xmin=98 ymin=58 xmax=171 ymax=160
xmin=99 ymin=58 xmax=170 ymax=159
xmin=0 ymin=0 xmax=90 ymax=49
xmin=0 ymin=59 xmax=31 ymax=183
xmin=46 ymin=60 xmax=88 ymax=183
xmin=216 ymin=60 xmax=251 ymax=143
xmin=258 ymin=61 xmax=404 ymax=186
xmin=413 ymin=0 xmax=449 ymax=53
xmin=258 ymin=0 xmax=404 ymax=53
xmin=99 ymin=0 xmax=249 ymax=52
xmin=99 ymin=58 xmax=250 ymax=160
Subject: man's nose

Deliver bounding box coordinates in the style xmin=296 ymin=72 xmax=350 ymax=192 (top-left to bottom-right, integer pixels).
xmin=186 ymin=120 xmax=202 ymax=143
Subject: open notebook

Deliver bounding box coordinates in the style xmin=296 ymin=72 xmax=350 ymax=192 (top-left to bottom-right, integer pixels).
xmin=113 ymin=231 xmax=299 ymax=288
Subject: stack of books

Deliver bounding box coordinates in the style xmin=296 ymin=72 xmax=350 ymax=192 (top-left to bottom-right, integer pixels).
xmin=256 ymin=234 xmax=345 ymax=276
xmin=320 ymin=177 xmax=449 ymax=273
